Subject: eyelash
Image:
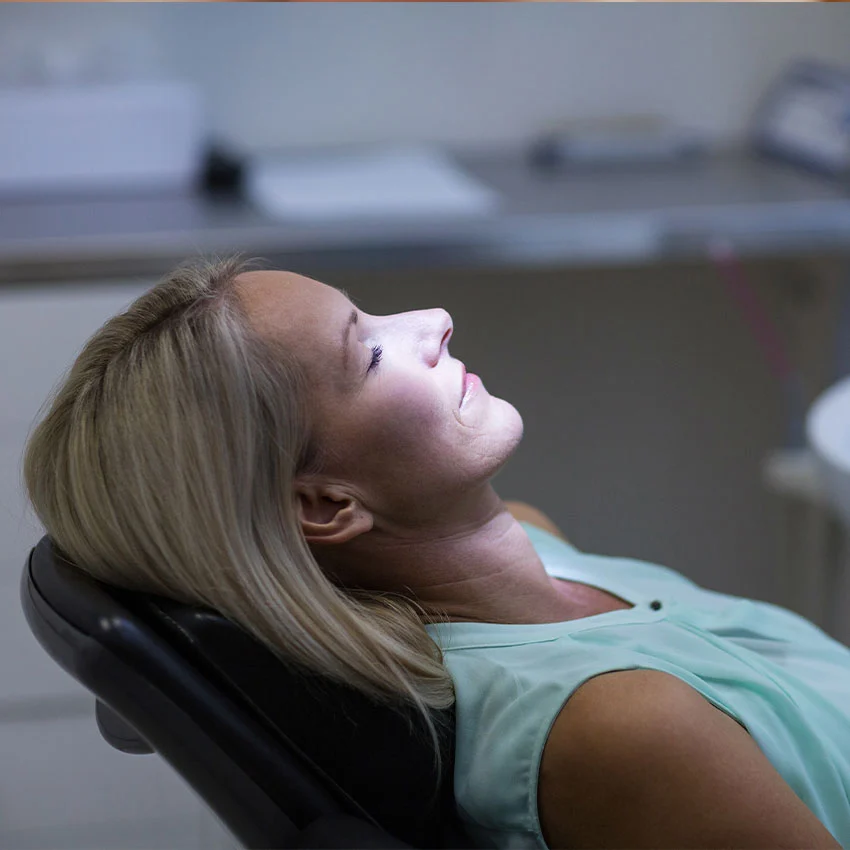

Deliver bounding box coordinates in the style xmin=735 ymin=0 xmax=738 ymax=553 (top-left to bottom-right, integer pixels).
xmin=368 ymin=343 xmax=383 ymax=372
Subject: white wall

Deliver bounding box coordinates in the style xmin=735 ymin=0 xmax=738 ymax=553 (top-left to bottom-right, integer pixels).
xmin=1 ymin=4 xmax=849 ymax=152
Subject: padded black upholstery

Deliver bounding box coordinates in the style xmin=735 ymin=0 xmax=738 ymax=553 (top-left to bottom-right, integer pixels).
xmin=21 ymin=535 xmax=477 ymax=849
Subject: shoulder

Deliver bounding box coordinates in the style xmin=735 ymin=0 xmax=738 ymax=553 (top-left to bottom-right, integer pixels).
xmin=537 ymin=668 xmax=840 ymax=849
xmin=539 ymin=669 xmax=720 ymax=786
xmin=546 ymin=667 xmax=720 ymax=737
xmin=504 ymin=500 xmax=568 ymax=542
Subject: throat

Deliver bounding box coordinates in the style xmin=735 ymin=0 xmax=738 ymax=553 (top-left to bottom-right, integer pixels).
xmin=550 ymin=577 xmax=634 ymax=620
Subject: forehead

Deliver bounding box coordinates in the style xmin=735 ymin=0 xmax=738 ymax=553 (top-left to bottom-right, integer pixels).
xmin=234 ymin=270 xmax=345 ymax=343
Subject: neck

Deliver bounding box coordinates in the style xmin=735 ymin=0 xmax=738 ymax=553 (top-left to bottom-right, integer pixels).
xmin=315 ymin=485 xmax=576 ymax=625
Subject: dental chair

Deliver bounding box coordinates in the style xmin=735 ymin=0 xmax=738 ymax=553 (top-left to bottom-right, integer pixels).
xmin=20 ymin=535 xmax=477 ymax=850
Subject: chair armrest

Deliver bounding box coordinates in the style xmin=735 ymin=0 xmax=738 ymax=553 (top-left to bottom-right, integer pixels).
xmin=96 ymin=701 xmax=154 ymax=755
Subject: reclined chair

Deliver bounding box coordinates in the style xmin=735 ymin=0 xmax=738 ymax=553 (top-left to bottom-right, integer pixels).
xmin=21 ymin=535 xmax=478 ymax=850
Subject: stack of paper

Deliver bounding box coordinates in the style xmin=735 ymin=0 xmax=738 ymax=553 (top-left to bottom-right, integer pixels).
xmin=246 ymin=147 xmax=501 ymax=221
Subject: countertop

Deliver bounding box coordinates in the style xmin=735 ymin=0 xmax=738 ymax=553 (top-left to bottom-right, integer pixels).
xmin=2 ymin=149 xmax=850 ymax=284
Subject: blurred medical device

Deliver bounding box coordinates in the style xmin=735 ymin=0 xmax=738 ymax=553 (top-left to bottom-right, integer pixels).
xmin=752 ymin=60 xmax=850 ymax=182
xmin=529 ymin=113 xmax=708 ymax=171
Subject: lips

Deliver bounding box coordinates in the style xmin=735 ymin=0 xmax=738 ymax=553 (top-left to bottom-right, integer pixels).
xmin=460 ymin=364 xmax=467 ymax=406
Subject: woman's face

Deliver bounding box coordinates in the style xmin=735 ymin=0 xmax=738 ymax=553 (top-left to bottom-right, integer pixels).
xmin=236 ymin=270 xmax=523 ymax=524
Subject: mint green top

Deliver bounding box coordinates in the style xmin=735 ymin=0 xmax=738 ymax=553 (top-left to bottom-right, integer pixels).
xmin=424 ymin=522 xmax=850 ymax=849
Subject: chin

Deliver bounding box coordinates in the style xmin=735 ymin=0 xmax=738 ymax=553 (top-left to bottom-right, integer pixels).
xmin=497 ymin=394 xmax=523 ymax=429
xmin=490 ymin=400 xmax=525 ymax=463
xmin=502 ymin=399 xmax=524 ymax=437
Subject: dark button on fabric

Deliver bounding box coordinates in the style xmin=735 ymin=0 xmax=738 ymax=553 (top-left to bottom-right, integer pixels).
xmin=649 ymin=600 xmax=662 ymax=610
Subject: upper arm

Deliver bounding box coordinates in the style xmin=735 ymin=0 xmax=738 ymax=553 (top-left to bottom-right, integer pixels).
xmin=504 ymin=500 xmax=568 ymax=542
xmin=537 ymin=669 xmax=841 ymax=850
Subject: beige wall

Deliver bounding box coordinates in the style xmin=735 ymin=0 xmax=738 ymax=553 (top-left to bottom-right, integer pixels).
xmin=321 ymin=255 xmax=845 ymax=609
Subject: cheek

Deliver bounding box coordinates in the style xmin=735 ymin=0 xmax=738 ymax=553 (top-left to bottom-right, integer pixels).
xmin=375 ymin=383 xmax=446 ymax=451
xmin=354 ymin=382 xmax=452 ymax=472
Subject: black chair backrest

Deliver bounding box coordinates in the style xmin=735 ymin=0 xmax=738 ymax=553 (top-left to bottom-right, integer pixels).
xmin=21 ymin=535 xmax=476 ymax=849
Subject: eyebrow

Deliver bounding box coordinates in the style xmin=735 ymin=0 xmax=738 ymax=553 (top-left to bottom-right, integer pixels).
xmin=341 ymin=308 xmax=358 ymax=373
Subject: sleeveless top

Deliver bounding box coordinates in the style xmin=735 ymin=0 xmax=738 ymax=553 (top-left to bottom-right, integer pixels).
xmin=424 ymin=522 xmax=850 ymax=849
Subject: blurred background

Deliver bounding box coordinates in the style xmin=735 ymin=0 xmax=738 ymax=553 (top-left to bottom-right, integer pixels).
xmin=2 ymin=3 xmax=850 ymax=848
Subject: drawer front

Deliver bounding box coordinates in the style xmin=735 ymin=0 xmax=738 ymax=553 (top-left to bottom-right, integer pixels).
xmin=0 ymin=279 xmax=155 ymax=591
xmin=0 ymin=713 xmax=203 ymax=833
xmin=0 ymin=282 xmax=153 ymax=416
xmin=1 ymin=282 xmax=157 ymax=698
xmin=0 ymin=425 xmax=45 ymax=592
xmin=0 ymin=813 xmax=203 ymax=850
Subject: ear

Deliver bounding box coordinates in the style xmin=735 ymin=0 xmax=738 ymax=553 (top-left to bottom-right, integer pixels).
xmin=294 ymin=478 xmax=373 ymax=546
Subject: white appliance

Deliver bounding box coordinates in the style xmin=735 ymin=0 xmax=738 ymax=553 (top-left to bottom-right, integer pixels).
xmin=0 ymin=82 xmax=204 ymax=196
xmin=807 ymin=375 xmax=850 ymax=528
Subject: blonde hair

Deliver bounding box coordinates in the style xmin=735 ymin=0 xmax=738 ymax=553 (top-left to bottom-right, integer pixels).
xmin=22 ymin=256 xmax=456 ymax=806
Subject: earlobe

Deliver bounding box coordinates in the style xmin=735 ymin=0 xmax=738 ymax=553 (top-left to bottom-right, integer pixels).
xmin=295 ymin=483 xmax=373 ymax=546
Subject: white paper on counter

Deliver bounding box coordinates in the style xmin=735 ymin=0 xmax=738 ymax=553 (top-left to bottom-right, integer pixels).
xmin=246 ymin=147 xmax=501 ymax=221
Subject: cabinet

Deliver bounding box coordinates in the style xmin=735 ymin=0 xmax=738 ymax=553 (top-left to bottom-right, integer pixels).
xmin=0 ymin=281 xmax=236 ymax=849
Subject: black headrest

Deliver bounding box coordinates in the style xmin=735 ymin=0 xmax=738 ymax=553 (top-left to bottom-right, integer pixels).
xmin=138 ymin=598 xmax=460 ymax=843
xmin=22 ymin=536 xmax=472 ymax=849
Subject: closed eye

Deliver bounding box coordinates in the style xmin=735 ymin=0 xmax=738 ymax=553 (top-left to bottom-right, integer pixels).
xmin=368 ymin=343 xmax=383 ymax=373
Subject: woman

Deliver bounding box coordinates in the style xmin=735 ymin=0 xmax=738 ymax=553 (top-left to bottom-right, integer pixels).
xmin=23 ymin=257 xmax=846 ymax=849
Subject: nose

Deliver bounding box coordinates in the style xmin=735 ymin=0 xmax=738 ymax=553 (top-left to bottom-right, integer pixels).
xmin=429 ymin=309 xmax=453 ymax=366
